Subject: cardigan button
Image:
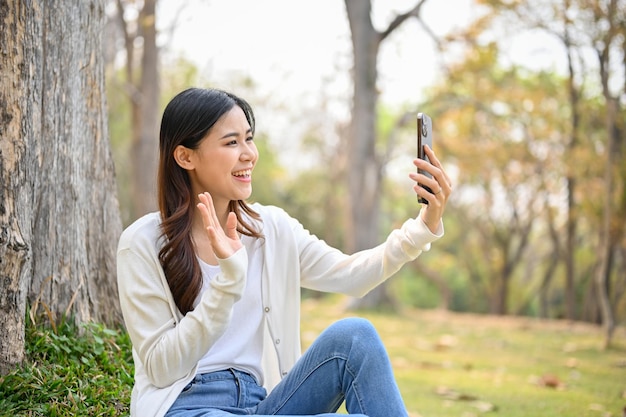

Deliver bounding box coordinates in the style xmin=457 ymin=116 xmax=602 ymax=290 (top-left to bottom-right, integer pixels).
xmin=264 ymin=307 xmax=270 ymax=313
xmin=275 ymin=339 xmax=280 ymax=345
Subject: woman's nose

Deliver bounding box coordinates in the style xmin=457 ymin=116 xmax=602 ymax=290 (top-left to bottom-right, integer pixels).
xmin=240 ymin=143 xmax=256 ymax=161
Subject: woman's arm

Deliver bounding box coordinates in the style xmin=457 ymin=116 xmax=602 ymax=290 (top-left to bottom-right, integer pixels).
xmin=294 ymin=209 xmax=442 ymax=296
xmin=117 ymin=229 xmax=247 ymax=388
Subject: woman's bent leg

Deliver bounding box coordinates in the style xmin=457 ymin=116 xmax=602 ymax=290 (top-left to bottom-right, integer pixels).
xmin=255 ymin=317 xmax=408 ymax=417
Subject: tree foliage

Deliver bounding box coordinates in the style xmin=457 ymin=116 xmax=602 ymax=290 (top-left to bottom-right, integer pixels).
xmin=399 ymin=0 xmax=626 ymax=345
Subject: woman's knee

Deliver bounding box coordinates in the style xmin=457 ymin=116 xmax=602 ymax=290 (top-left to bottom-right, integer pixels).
xmin=323 ymin=318 xmax=383 ymax=350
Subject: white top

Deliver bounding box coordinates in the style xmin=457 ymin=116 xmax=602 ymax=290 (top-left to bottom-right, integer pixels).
xmin=195 ymin=236 xmax=264 ymax=382
xmin=116 ymin=203 xmax=443 ymax=417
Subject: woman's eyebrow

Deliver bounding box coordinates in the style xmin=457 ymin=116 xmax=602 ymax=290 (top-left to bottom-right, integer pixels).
xmin=219 ymin=128 xmax=252 ymax=140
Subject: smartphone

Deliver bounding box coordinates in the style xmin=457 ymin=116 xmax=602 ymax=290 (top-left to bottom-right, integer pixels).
xmin=417 ymin=113 xmax=433 ymax=204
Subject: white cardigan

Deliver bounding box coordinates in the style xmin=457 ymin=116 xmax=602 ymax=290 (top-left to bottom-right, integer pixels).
xmin=116 ymin=203 xmax=443 ymax=417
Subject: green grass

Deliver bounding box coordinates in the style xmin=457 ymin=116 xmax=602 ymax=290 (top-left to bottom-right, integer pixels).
xmin=1 ymin=298 xmax=624 ymax=416
xmin=301 ymin=296 xmax=626 ymax=417
xmin=0 ymin=318 xmax=133 ymax=416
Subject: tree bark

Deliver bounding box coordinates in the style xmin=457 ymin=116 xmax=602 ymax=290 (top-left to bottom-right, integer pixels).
xmin=0 ymin=0 xmax=123 ymax=375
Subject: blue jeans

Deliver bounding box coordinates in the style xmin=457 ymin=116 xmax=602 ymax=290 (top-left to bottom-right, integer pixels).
xmin=165 ymin=318 xmax=408 ymax=417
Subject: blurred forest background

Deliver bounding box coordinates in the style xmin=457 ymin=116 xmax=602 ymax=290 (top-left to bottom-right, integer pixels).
xmin=1 ymin=1 xmax=624 ymax=412
xmin=104 ymin=0 xmax=625 ymax=345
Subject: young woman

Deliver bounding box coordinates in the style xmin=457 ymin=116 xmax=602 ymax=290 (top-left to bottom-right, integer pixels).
xmin=117 ymin=87 xmax=452 ymax=417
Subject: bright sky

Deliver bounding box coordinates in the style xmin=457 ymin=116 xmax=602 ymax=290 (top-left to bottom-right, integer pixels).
xmin=157 ymin=0 xmax=566 ymax=106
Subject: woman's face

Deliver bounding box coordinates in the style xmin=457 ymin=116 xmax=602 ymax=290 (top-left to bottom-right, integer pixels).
xmin=181 ymin=105 xmax=258 ymax=210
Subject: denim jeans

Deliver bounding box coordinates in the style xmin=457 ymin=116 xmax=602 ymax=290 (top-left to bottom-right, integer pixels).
xmin=165 ymin=317 xmax=408 ymax=417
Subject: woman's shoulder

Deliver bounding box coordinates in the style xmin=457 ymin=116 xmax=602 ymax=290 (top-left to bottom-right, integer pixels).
xmin=118 ymin=211 xmax=162 ymax=251
xmin=250 ymin=202 xmax=300 ymax=227
xmin=250 ymin=202 xmax=299 ymax=234
xmin=250 ymin=202 xmax=289 ymax=219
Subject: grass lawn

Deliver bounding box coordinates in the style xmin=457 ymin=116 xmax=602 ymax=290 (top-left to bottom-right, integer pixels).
xmin=300 ymin=296 xmax=626 ymax=417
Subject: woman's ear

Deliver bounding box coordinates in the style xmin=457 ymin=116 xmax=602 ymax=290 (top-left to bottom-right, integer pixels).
xmin=173 ymin=145 xmax=195 ymax=170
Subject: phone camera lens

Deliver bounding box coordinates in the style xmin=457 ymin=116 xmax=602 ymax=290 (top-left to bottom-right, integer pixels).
xmin=421 ymin=123 xmax=428 ymax=137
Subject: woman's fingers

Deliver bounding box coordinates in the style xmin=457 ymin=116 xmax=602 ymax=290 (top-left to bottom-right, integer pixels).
xmin=196 ymin=192 xmax=242 ymax=259
xmin=198 ymin=193 xmax=219 ymax=227
xmin=224 ymin=211 xmax=239 ymax=240
xmin=409 ymin=146 xmax=453 ymax=233
xmin=412 ymin=146 xmax=452 ymax=199
xmin=424 ymin=145 xmax=452 ymax=190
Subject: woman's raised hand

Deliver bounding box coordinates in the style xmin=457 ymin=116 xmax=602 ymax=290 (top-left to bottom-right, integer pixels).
xmin=409 ymin=145 xmax=452 ymax=234
xmin=196 ymin=192 xmax=243 ymax=259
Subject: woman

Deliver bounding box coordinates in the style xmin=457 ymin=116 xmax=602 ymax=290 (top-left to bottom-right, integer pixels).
xmin=117 ymin=87 xmax=452 ymax=417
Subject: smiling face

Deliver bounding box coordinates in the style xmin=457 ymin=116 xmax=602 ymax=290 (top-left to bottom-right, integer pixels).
xmin=174 ymin=105 xmax=258 ymax=214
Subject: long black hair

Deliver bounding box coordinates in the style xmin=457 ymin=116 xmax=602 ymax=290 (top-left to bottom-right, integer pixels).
xmin=157 ymin=88 xmax=262 ymax=315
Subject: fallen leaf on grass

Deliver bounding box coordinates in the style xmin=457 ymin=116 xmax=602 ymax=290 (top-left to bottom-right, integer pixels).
xmin=434 ymin=386 xmax=497 ymax=413
xmin=540 ymin=374 xmax=563 ymax=388
xmin=435 ymin=386 xmax=478 ymax=401
xmin=528 ymin=373 xmax=566 ymax=390
xmin=473 ymin=401 xmax=497 ymax=412
xmin=435 ymin=334 xmax=458 ymax=351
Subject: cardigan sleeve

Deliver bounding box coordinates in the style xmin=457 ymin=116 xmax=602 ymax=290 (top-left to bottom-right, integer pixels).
xmin=117 ymin=218 xmax=248 ymax=388
xmin=281 ymin=207 xmax=443 ymax=297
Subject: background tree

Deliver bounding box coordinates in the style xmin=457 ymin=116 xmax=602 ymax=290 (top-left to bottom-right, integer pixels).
xmin=344 ymin=0 xmax=432 ymax=310
xmin=0 ymin=0 xmax=123 ymax=375
xmin=482 ymin=0 xmax=625 ymax=344
xmin=110 ymin=0 xmax=160 ymax=221
xmin=588 ymin=0 xmax=625 ymax=347
xmin=425 ymin=44 xmax=568 ymax=314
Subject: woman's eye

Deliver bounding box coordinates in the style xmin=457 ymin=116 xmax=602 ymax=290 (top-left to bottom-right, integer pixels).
xmin=227 ymin=140 xmax=237 ymax=146
xmin=246 ymin=136 xmax=254 ymax=142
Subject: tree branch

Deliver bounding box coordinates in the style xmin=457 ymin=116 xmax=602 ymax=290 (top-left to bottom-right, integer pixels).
xmin=380 ymin=0 xmax=428 ymax=41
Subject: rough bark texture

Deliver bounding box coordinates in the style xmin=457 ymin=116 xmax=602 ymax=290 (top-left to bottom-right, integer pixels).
xmin=0 ymin=0 xmax=123 ymax=375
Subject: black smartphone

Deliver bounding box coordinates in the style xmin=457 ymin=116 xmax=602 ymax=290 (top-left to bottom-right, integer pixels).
xmin=417 ymin=113 xmax=433 ymax=204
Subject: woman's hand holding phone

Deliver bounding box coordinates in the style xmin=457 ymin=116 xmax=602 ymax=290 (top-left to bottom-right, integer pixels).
xmin=410 ymin=113 xmax=452 ymax=233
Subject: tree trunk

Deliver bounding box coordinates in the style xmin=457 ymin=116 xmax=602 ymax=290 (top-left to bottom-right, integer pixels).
xmin=130 ymin=0 xmax=159 ymax=218
xmin=594 ymin=94 xmax=618 ymax=348
xmin=115 ymin=0 xmax=160 ymax=220
xmin=0 ymin=0 xmax=123 ymax=375
xmin=344 ymin=0 xmax=431 ymax=310
xmin=593 ymin=0 xmax=624 ymax=348
xmin=563 ymin=9 xmax=579 ymax=321
xmin=344 ymin=0 xmax=381 ymax=253
xmin=344 ymin=0 xmax=392 ymax=310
